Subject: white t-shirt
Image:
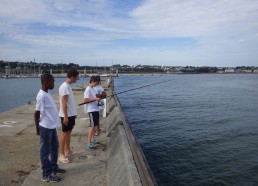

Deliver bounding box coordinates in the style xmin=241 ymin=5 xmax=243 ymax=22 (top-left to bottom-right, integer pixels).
xmin=84 ymin=86 xmax=99 ymax=113
xmin=94 ymin=85 xmax=104 ymax=94
xmin=35 ymin=90 xmax=60 ymax=129
xmin=59 ymin=82 xmax=77 ymax=117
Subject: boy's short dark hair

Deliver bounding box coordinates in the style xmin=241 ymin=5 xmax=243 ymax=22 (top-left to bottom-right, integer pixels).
xmin=90 ymin=76 xmax=100 ymax=83
xmin=67 ymin=68 xmax=79 ymax=78
xmin=41 ymin=74 xmax=53 ymax=84
xmin=96 ymin=76 xmax=101 ymax=82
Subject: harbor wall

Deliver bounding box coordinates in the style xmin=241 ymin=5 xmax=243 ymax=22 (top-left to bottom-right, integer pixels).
xmin=105 ymin=79 xmax=157 ymax=186
xmin=0 ymin=77 xmax=157 ymax=185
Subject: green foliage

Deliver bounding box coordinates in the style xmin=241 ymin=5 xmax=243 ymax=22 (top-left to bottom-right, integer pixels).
xmin=0 ymin=60 xmax=256 ymax=74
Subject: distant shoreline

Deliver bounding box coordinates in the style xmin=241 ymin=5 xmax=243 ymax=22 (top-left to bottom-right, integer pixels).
xmin=1 ymin=72 xmax=258 ymax=79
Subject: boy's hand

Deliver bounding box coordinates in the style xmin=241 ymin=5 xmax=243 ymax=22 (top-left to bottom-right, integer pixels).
xmin=95 ymin=97 xmax=101 ymax=102
xmin=96 ymin=94 xmax=102 ymax=98
xmin=96 ymin=94 xmax=106 ymax=99
xmin=63 ymin=116 xmax=68 ymax=125
xmin=36 ymin=128 xmax=40 ymax=135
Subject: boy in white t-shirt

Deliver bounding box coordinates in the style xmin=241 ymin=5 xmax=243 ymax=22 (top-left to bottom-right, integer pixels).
xmin=93 ymin=76 xmax=107 ymax=135
xmin=58 ymin=68 xmax=79 ymax=163
xmin=83 ymin=76 xmax=102 ymax=150
xmin=34 ymin=74 xmax=65 ymax=183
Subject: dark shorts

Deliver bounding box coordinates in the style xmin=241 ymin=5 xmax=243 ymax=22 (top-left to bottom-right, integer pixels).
xmin=61 ymin=116 xmax=76 ymax=132
xmin=88 ymin=112 xmax=99 ymax=127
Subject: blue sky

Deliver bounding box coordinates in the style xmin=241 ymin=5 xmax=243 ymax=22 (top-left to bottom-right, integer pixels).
xmin=0 ymin=0 xmax=258 ymax=67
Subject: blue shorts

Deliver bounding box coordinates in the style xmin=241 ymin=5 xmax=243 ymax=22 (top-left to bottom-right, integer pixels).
xmin=88 ymin=112 xmax=99 ymax=127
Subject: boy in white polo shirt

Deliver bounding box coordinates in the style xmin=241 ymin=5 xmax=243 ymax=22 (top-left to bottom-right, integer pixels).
xmin=34 ymin=74 xmax=65 ymax=182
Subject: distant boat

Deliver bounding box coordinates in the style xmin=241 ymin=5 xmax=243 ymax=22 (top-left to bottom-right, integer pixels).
xmin=99 ymin=74 xmax=118 ymax=77
xmin=100 ymin=74 xmax=109 ymax=77
xmin=85 ymin=68 xmax=119 ymax=77
xmin=86 ymin=73 xmax=118 ymax=77
xmin=100 ymin=73 xmax=118 ymax=77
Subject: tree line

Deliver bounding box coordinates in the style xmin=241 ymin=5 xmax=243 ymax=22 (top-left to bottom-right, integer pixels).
xmin=1 ymin=60 xmax=257 ymax=74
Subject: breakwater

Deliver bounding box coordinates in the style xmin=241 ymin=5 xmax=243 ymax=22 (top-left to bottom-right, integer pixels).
xmin=0 ymin=78 xmax=156 ymax=186
xmin=105 ymin=79 xmax=157 ymax=186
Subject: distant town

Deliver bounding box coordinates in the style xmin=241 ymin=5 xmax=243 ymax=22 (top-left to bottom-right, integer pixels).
xmin=1 ymin=60 xmax=258 ymax=78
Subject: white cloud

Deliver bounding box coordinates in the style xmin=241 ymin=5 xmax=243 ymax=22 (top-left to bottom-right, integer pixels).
xmin=131 ymin=0 xmax=258 ymax=37
xmin=0 ymin=0 xmax=258 ymax=66
xmin=0 ymin=0 xmax=48 ymax=23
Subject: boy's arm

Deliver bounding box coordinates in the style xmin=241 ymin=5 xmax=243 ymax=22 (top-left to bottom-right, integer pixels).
xmin=84 ymin=88 xmax=101 ymax=103
xmin=84 ymin=97 xmax=100 ymax=104
xmin=96 ymin=91 xmax=107 ymax=99
xmin=61 ymin=95 xmax=69 ymax=125
xmin=101 ymin=91 xmax=107 ymax=98
xmin=34 ymin=111 xmax=40 ymax=135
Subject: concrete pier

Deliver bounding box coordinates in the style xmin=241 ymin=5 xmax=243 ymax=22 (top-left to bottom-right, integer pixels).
xmin=0 ymin=79 xmax=156 ymax=186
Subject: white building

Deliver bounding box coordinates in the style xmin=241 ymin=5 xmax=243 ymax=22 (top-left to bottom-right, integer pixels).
xmin=225 ymin=68 xmax=235 ymax=73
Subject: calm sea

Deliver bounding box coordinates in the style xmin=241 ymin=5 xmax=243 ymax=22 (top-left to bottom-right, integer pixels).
xmin=1 ymin=74 xmax=258 ymax=185
xmin=0 ymin=77 xmax=90 ymax=113
xmin=115 ymin=74 xmax=258 ymax=186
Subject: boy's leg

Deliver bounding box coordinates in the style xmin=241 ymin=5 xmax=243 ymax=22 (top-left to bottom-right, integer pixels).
xmin=59 ymin=132 xmax=69 ymax=162
xmin=59 ymin=117 xmax=75 ymax=162
xmin=87 ymin=127 xmax=95 ymax=145
xmin=94 ymin=125 xmax=99 ymax=136
xmin=64 ymin=130 xmax=72 ymax=155
xmin=64 ymin=116 xmax=75 ymax=155
xmin=39 ymin=126 xmax=52 ymax=177
xmin=50 ymin=129 xmax=59 ymax=171
xmin=95 ymin=111 xmax=101 ymax=135
xmin=87 ymin=112 xmax=97 ymax=148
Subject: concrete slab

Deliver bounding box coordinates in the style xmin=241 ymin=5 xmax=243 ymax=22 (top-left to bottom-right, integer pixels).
xmin=0 ymin=118 xmax=34 ymax=136
xmin=0 ymin=83 xmax=108 ymax=185
xmin=21 ymin=107 xmax=108 ymax=186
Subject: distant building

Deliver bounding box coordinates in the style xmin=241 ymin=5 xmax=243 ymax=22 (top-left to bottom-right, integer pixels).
xmin=225 ymin=68 xmax=235 ymax=73
xmin=216 ymin=70 xmax=224 ymax=74
xmin=242 ymin=69 xmax=252 ymax=73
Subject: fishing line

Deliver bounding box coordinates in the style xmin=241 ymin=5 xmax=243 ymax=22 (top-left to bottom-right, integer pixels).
xmin=78 ymin=78 xmax=173 ymax=106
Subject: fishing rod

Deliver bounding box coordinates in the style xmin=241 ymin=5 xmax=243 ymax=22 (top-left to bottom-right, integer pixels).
xmin=78 ymin=79 xmax=172 ymax=106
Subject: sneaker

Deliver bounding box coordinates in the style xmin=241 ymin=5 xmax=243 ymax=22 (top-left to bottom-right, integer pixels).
xmin=91 ymin=140 xmax=100 ymax=145
xmin=86 ymin=144 xmax=94 ymax=150
xmin=41 ymin=174 xmax=61 ymax=182
xmin=53 ymin=168 xmax=66 ymax=175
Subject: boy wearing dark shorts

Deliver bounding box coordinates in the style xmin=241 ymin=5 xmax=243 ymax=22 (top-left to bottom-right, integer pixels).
xmin=83 ymin=76 xmax=101 ymax=149
xmin=61 ymin=116 xmax=76 ymax=132
xmin=58 ymin=68 xmax=79 ymax=163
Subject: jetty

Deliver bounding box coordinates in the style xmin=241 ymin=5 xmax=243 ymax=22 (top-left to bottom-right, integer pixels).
xmin=0 ymin=78 xmax=156 ymax=186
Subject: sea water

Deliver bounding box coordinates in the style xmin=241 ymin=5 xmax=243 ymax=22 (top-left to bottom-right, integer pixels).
xmin=1 ymin=74 xmax=258 ymax=185
xmin=115 ymin=74 xmax=258 ymax=186
xmin=0 ymin=77 xmax=89 ymax=113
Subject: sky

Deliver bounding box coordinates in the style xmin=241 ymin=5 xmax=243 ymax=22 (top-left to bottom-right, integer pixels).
xmin=0 ymin=0 xmax=258 ymax=67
